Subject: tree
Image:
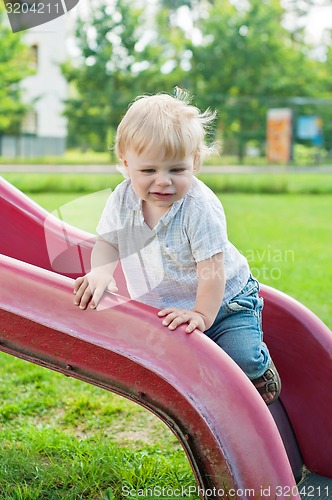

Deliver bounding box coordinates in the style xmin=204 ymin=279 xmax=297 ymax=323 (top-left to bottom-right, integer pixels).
xmin=62 ymin=0 xmax=142 ymax=151
xmin=64 ymin=0 xmax=332 ymax=157
xmin=0 ymin=4 xmax=33 ymax=135
xmin=187 ymin=0 xmax=327 ymax=159
xmin=62 ymin=0 xmax=189 ymax=152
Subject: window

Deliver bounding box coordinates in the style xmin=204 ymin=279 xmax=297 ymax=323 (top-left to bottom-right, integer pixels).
xmin=21 ymin=110 xmax=38 ymax=134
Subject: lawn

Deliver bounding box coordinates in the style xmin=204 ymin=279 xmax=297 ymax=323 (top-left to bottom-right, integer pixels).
xmin=28 ymin=188 xmax=332 ymax=328
xmin=3 ymin=171 xmax=332 ymax=195
xmin=221 ymin=193 xmax=332 ymax=328
xmin=0 ymin=181 xmax=331 ymax=499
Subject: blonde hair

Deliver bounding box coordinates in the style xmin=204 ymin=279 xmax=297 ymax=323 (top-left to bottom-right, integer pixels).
xmin=115 ymin=88 xmax=217 ymax=175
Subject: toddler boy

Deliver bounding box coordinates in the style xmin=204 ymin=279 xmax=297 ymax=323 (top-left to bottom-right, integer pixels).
xmin=74 ymin=90 xmax=281 ymax=405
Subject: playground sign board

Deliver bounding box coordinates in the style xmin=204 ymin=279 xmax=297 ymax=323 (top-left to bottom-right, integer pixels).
xmin=266 ymin=108 xmax=293 ymax=163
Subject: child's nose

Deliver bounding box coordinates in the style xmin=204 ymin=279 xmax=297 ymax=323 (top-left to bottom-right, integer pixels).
xmin=156 ymin=174 xmax=172 ymax=186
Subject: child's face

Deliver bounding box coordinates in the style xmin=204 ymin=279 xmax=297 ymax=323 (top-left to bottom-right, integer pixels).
xmin=122 ymin=146 xmax=194 ymax=211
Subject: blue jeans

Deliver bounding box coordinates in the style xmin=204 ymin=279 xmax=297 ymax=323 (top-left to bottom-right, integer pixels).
xmin=204 ymin=276 xmax=271 ymax=379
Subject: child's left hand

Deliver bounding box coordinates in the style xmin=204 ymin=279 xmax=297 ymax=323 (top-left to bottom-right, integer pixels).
xmin=158 ymin=308 xmax=206 ymax=333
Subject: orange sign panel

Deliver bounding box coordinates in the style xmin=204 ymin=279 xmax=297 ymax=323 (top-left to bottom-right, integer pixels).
xmin=266 ymin=108 xmax=292 ymax=163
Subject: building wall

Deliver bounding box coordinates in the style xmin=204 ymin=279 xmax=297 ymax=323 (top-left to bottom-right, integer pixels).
xmin=16 ymin=16 xmax=69 ymax=155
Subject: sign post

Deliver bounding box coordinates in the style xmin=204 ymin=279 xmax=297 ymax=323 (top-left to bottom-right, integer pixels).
xmin=266 ymin=108 xmax=293 ymax=163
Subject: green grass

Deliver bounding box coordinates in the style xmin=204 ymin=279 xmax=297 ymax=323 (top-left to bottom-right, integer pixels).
xmin=0 ymin=151 xmax=283 ymax=166
xmin=1 ymin=182 xmax=331 ymax=498
xmin=199 ymin=172 xmax=332 ymax=195
xmin=0 ymin=151 xmax=241 ymax=166
xmin=28 ymin=188 xmax=331 ymax=328
xmin=1 ymin=173 xmax=124 ymax=194
xmin=0 ymin=150 xmax=114 ymax=165
xmin=2 ymin=171 xmax=332 ymax=195
xmin=0 ymin=356 xmax=195 ymax=499
xmin=221 ymin=193 xmax=332 ymax=328
xmin=0 ymin=147 xmax=331 ymax=166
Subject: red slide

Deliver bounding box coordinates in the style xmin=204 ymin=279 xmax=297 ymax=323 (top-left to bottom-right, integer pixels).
xmin=1 ymin=177 xmax=331 ymax=499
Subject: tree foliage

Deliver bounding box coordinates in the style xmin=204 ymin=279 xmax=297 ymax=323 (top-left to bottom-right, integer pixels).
xmin=63 ymin=0 xmax=189 ymax=151
xmin=63 ymin=0 xmax=332 ymax=155
xmin=188 ymin=0 xmax=326 ymax=156
xmin=0 ymin=4 xmax=33 ymax=134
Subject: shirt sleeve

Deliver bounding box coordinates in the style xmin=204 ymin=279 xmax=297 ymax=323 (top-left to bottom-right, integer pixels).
xmin=187 ymin=195 xmax=228 ymax=262
xmin=96 ymin=182 xmax=124 ymax=245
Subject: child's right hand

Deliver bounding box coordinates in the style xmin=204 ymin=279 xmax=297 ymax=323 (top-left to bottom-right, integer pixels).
xmin=73 ymin=270 xmax=118 ymax=310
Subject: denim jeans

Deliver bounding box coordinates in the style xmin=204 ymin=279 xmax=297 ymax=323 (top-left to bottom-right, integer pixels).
xmin=204 ymin=275 xmax=271 ymax=379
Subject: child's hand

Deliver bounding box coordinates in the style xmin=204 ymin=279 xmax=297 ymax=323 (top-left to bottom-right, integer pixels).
xmin=73 ymin=271 xmax=118 ymax=310
xmin=158 ymin=308 xmax=206 ymax=333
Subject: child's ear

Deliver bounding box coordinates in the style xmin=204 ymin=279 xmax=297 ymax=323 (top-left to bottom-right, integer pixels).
xmin=120 ymin=155 xmax=128 ymax=168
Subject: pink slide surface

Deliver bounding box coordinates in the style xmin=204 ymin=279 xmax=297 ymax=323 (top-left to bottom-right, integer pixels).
xmin=1 ymin=177 xmax=332 ymax=498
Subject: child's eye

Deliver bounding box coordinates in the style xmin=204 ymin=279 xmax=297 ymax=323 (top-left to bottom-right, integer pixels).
xmin=141 ymin=169 xmax=155 ymax=174
xmin=170 ymin=168 xmax=185 ymax=173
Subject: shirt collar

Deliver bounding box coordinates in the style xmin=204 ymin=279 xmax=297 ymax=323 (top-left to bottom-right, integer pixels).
xmin=126 ymin=181 xmax=185 ymax=227
xmin=126 ymin=183 xmax=142 ymax=211
xmin=159 ymin=198 xmax=184 ymax=226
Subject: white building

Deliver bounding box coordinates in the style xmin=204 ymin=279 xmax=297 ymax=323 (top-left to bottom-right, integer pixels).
xmin=3 ymin=15 xmax=69 ymax=157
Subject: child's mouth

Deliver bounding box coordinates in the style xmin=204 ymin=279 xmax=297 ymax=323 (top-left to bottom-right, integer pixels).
xmin=150 ymin=192 xmax=174 ymax=200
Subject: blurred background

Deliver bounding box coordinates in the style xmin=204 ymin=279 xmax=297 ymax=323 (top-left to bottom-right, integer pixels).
xmin=1 ymin=3 xmax=332 ymax=498
xmin=1 ymin=0 xmax=332 ymax=166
